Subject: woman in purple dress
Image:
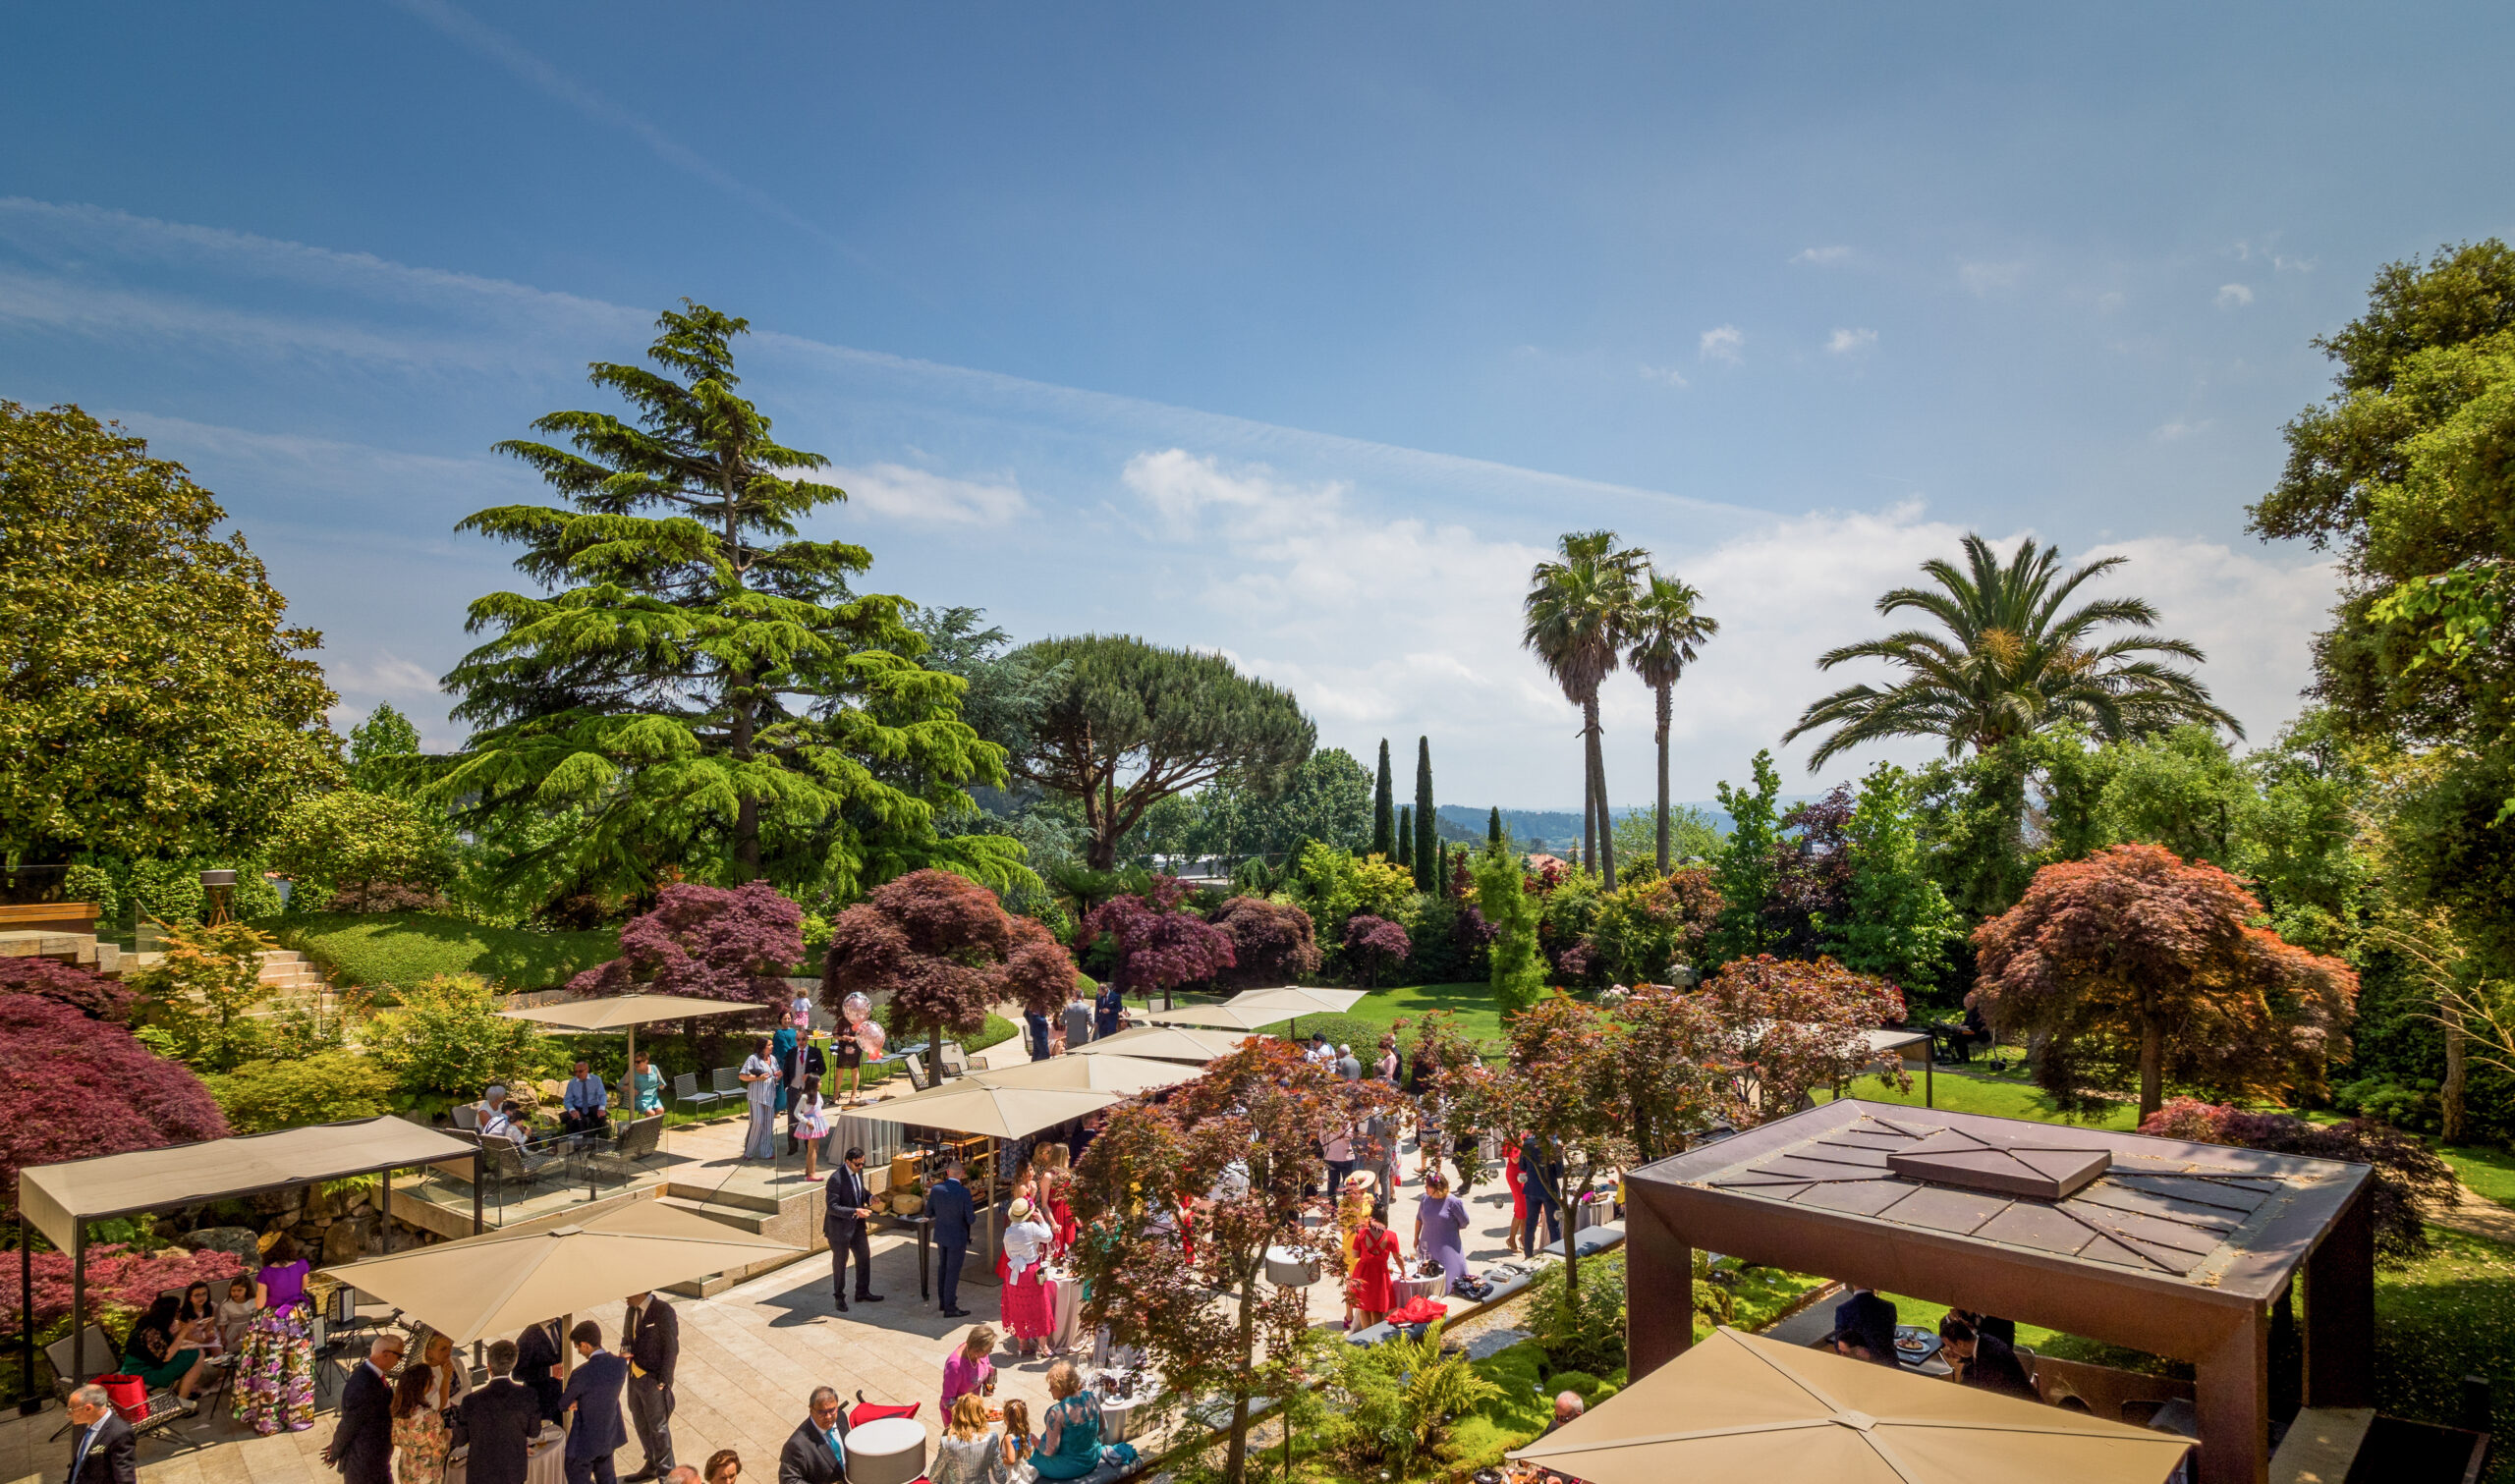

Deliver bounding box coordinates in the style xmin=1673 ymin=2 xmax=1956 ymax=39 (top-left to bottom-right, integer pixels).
xmin=1413 ymin=1171 xmax=1473 ymax=1294
xmin=235 ymin=1233 xmax=316 ymax=1433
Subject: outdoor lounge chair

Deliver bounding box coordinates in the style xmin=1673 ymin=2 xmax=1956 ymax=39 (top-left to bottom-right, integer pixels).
xmin=44 ymin=1324 xmax=185 ymax=1438
xmin=901 ymin=1053 xmax=932 ymax=1091
xmin=710 ymin=1066 xmax=745 ymax=1102
xmin=450 ymin=1102 xmax=479 ymax=1132
xmin=672 ymin=1071 xmax=721 ymax=1115
xmin=584 ymin=1113 xmax=666 ymax=1184
xmin=938 ymin=1041 xmax=968 ymax=1077
xmin=481 ymin=1133 xmax=561 ymax=1196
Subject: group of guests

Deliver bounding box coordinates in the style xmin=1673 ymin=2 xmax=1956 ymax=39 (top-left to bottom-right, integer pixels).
xmin=1024 ymin=981 xmax=1128 ymax=1061
xmin=742 ymin=1007 xmax=885 ymax=1164
xmin=326 ymin=1293 xmax=682 ymax=1484
xmin=1823 ymin=1286 xmax=2036 ymax=1400
xmin=931 ymin=1351 xmax=1122 ymax=1484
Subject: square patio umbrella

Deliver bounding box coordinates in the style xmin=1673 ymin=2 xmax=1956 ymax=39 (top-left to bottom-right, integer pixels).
xmin=1221 ymin=986 xmax=1369 ymax=1016
xmin=497 ymin=992 xmax=764 ymax=1073
xmin=1069 ymin=1023 xmax=1253 ymax=1064
xmin=1511 ymin=1327 xmax=2193 ymax=1484
xmin=322 ymin=1197 xmax=801 ymax=1347
xmin=1140 ymin=1002 xmax=1303 ymax=1032
xmin=970 ymin=1051 xmax=1200 ymax=1096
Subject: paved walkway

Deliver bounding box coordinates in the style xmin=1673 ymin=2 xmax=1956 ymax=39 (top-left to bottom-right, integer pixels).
xmin=2433 ymin=1182 xmax=2515 ymax=1245
xmin=1 ymin=1124 xmax=1558 ymax=1484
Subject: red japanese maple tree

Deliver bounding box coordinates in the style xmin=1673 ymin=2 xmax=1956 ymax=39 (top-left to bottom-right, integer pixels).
xmin=1079 ymin=874 xmax=1233 ymax=1010
xmin=821 ymin=868 xmax=1074 ymax=1079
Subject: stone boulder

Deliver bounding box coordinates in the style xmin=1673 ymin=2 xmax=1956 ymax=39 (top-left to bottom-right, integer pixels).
xmin=321 ymin=1217 xmax=372 ymax=1265
xmin=180 ymin=1226 xmax=263 ymax=1267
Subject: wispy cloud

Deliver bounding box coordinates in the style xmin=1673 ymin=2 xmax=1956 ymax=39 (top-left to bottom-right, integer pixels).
xmin=1959 ymin=259 xmax=2024 ymax=295
xmin=1791 ymin=246 xmax=1852 ymax=266
xmin=1637 ymin=363 xmax=1689 ymax=388
xmin=832 ymin=463 xmax=1029 ymax=525
xmin=2215 ymin=283 xmax=2255 ymax=308
xmin=1699 ymin=325 xmax=1745 ymax=363
xmin=1825 ymin=327 xmax=1877 ymax=356
xmin=2153 ymin=417 xmax=2214 ymax=442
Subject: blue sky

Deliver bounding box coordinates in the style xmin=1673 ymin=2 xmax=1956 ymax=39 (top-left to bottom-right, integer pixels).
xmin=7 ymin=4 xmax=2512 ymax=807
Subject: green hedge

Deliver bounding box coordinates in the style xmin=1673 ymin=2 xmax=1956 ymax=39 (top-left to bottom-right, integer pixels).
xmin=266 ymin=911 xmax=619 ymax=994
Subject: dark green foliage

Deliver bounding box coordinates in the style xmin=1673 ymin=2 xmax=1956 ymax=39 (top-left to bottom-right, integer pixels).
xmin=1704 ymin=750 xmax=1786 ymax=966
xmin=1395 ymin=805 xmax=1413 ymax=874
xmin=1414 ymin=736 xmax=1437 ymax=888
xmin=1372 ymin=739 xmax=1396 ymax=859
xmin=1011 ymin=633 xmax=1313 ymax=871
xmin=1487 ymin=806 xmax=1503 ymax=846
xmin=347 ymin=703 xmax=423 ymax=797
xmin=1525 ymin=1247 xmax=1629 ymax=1378
xmin=438 ymin=302 xmax=1010 ymax=903
xmin=204 ymin=1050 xmax=397 ymax=1133
xmin=1830 ymin=763 xmax=1964 ymax=999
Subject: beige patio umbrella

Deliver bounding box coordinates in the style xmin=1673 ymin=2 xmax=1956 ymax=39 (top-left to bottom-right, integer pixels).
xmin=322 ymin=1197 xmax=800 ymax=1347
xmin=1222 ymin=986 xmax=1369 ymax=1016
xmin=1511 ymin=1328 xmax=2193 ymax=1484
xmin=972 ymin=1052 xmax=1200 ymax=1096
xmin=1070 ymin=1023 xmax=1252 ymax=1065
xmin=1140 ymin=1002 xmax=1301 ymax=1032
xmin=873 ymin=1077 xmax=1128 ymax=1141
xmin=498 ymin=992 xmax=763 ymax=1073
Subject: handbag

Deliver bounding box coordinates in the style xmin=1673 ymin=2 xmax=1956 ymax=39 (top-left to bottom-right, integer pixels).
xmin=98 ymin=1373 xmax=149 ymax=1422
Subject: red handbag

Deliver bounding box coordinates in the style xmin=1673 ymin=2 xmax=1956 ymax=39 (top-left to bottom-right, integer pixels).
xmin=97 ymin=1373 xmax=149 ymax=1422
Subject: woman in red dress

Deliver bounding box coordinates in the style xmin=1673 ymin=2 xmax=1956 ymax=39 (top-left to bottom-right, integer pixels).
xmin=1034 ymin=1144 xmax=1080 ymax=1257
xmin=999 ymin=1197 xmax=1058 ymax=1357
xmin=1345 ymin=1202 xmax=1398 ymax=1330
xmin=1502 ymin=1134 xmax=1529 ymax=1257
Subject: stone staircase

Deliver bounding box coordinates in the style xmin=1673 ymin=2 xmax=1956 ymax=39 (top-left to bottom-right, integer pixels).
xmin=255 ymin=947 xmax=336 ymax=1014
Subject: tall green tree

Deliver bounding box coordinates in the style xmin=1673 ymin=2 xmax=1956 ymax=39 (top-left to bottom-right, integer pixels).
xmin=1487 ymin=805 xmax=1504 ymax=847
xmin=1524 ymin=530 xmax=1647 ymax=889
xmin=437 ymin=303 xmax=1010 ymax=899
xmin=1626 ymin=572 xmax=1719 ymax=873
xmin=1829 ymin=763 xmax=1964 ymax=995
xmin=347 ymin=703 xmax=423 ymax=796
xmin=1371 ymin=739 xmax=1396 ymax=859
xmin=1783 ymin=533 xmax=2238 ymax=770
xmin=1395 ymin=805 xmax=1414 ymax=874
xmin=1010 ymin=633 xmax=1313 ymax=870
xmin=1413 ymin=736 xmax=1437 ymax=888
xmin=1704 ymin=750 xmax=1786 ymax=967
xmin=1476 ymin=846 xmax=1546 ymax=1015
xmin=1183 ymin=746 xmax=1371 ymax=862
xmin=1 ymin=402 xmax=340 ymax=866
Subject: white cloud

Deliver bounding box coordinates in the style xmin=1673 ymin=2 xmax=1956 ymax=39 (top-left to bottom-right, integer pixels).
xmin=2215 ymin=283 xmax=2255 ymax=308
xmin=1825 ymin=327 xmax=1877 ymax=356
xmin=2083 ymin=536 xmax=2338 ymax=744
xmin=1638 ymin=363 xmax=1689 ymax=388
xmin=1699 ymin=325 xmax=1745 ymax=363
xmin=2153 ymin=417 xmax=2214 ymax=442
xmin=829 ymin=463 xmax=1028 ymax=525
xmin=1791 ymin=246 xmax=1852 ymax=265
xmin=1959 ymin=260 xmax=2024 ymax=295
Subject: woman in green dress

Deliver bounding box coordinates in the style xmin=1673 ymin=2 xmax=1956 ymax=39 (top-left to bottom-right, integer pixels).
xmin=1031 ymin=1360 xmax=1103 ymax=1480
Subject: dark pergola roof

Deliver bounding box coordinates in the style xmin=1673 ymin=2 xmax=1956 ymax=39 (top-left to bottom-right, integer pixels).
xmin=1623 ymin=1100 xmax=2378 ymax=1484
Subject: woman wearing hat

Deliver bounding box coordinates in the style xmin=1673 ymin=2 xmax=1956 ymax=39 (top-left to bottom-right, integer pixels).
xmin=999 ymin=1197 xmax=1058 ymax=1357
xmin=1345 ymin=1200 xmax=1399 ymax=1330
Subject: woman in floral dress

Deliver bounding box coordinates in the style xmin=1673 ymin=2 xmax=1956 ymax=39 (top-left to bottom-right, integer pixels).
xmin=234 ymin=1234 xmax=315 ymax=1434
xmin=391 ymin=1364 xmax=452 ymax=1484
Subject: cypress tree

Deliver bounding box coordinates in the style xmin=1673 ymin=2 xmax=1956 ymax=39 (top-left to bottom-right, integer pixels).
xmin=1413 ymin=736 xmax=1437 ymax=889
xmin=1396 ymin=805 xmax=1414 ymax=874
xmin=1371 ymin=739 xmax=1396 ymax=859
xmin=1487 ymin=805 xmax=1504 ymax=848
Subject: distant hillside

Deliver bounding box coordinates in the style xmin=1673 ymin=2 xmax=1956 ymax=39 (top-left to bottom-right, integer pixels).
xmin=1436 ymin=799 xmax=1820 ymax=854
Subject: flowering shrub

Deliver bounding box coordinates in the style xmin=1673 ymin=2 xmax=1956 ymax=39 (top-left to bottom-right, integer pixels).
xmin=0 ymin=1243 xmax=249 ymax=1340
xmin=0 ymin=957 xmax=136 ymax=1021
xmin=0 ymin=996 xmax=227 ymax=1214
xmin=568 ymin=881 xmax=802 ymax=1009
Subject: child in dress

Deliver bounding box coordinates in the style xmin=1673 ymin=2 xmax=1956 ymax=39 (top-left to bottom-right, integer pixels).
xmin=216 ymin=1276 xmax=259 ymax=1354
xmin=792 ymin=1072 xmax=831 ymax=1181
xmin=999 ymin=1398 xmax=1034 ymax=1471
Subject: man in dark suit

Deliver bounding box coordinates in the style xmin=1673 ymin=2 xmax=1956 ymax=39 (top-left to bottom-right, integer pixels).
xmin=775 ymin=1387 xmax=850 ymax=1484
xmin=515 ymin=1318 xmax=566 ymax=1422
xmin=1939 ymin=1315 xmax=2037 ymax=1400
xmin=620 ymin=1292 xmax=679 ymax=1482
xmin=823 ymin=1147 xmax=882 ymax=1311
xmin=926 ymin=1159 xmax=978 ymax=1318
xmin=324 ymin=1332 xmax=406 ymax=1484
xmin=451 ymin=1341 xmax=543 ymax=1484
xmin=1831 ymin=1287 xmax=1900 ymax=1366
xmin=64 ymin=1385 xmax=136 ymax=1484
xmin=558 ymin=1320 xmax=630 ymax=1484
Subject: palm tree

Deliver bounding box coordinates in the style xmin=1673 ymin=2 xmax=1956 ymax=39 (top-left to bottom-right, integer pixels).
xmin=1627 ymin=573 xmax=1720 ymax=872
xmin=1523 ymin=530 xmax=1646 ymax=889
xmin=1783 ymin=534 xmax=2240 ymax=768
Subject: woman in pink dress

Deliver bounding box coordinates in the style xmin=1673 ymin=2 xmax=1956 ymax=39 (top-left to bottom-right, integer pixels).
xmin=999 ymin=1198 xmax=1057 ymax=1357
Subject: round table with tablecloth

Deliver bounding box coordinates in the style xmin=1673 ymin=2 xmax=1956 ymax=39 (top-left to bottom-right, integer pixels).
xmin=1041 ymin=1267 xmax=1085 ymax=1354
xmin=845 ymin=1416 xmax=927 ymax=1484
xmin=446 ymin=1421 xmax=566 ymax=1484
xmin=1391 ymin=1270 xmax=1448 ymax=1309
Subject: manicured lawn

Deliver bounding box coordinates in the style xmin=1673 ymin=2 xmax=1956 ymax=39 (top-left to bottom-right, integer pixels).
xmin=1249 ymin=982 xmax=1504 ymax=1047
xmin=2370 ymin=1226 xmax=2515 ymax=1480
xmin=267 ymin=910 xmax=620 ymax=994
xmin=1817 ymin=1065 xmax=2143 ymax=1130
xmin=2440 ymin=1142 xmax=2515 ymax=1208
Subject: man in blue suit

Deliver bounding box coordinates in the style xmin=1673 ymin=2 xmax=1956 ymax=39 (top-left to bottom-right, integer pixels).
xmin=926 ymin=1158 xmax=978 ymax=1318
xmin=1828 ymin=1286 xmax=1900 ymax=1366
xmin=558 ymin=1319 xmax=631 ymax=1484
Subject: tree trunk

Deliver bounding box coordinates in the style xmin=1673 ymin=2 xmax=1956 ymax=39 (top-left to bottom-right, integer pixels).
xmin=1586 ymin=699 xmax=1616 ymax=892
xmin=1224 ymin=1267 xmax=1258 ymax=1484
xmin=2442 ymin=1001 xmax=2468 ymax=1143
xmin=1580 ymin=738 xmax=1596 ymax=874
xmin=1560 ymin=1157 xmax=1580 ymax=1307
xmin=2138 ymin=1012 xmax=2163 ymax=1120
xmin=1653 ymin=682 xmax=1672 ymax=873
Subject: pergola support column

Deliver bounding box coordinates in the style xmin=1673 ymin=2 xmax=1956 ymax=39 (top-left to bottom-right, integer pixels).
xmin=1624 ymin=1187 xmax=1692 ymax=1379
xmin=2195 ymin=1304 xmax=2270 ymax=1484
xmin=2304 ymin=1183 xmax=2375 ymax=1408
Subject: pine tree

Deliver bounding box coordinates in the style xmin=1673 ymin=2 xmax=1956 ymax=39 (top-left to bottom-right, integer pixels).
xmin=1488 ymin=805 xmax=1504 ymax=847
xmin=1396 ymin=805 xmax=1414 ymax=872
xmin=440 ymin=302 xmax=1009 ymax=897
xmin=1371 ymin=740 xmax=1396 ymax=859
xmin=1413 ymin=736 xmax=1437 ymax=889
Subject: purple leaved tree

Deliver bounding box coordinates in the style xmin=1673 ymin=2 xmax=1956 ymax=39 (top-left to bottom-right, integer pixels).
xmin=822 ymin=869 xmax=1076 ymax=1082
xmin=1080 ymin=875 xmax=1235 ymax=1011
xmin=1341 ymin=913 xmax=1411 ymax=987
xmin=568 ymin=881 xmax=804 ymax=1051
xmin=1 ymin=997 xmax=226 ymax=1216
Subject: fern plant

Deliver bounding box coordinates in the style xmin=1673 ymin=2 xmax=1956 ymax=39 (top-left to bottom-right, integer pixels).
xmin=1328 ymin=1321 xmax=1502 ymax=1476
